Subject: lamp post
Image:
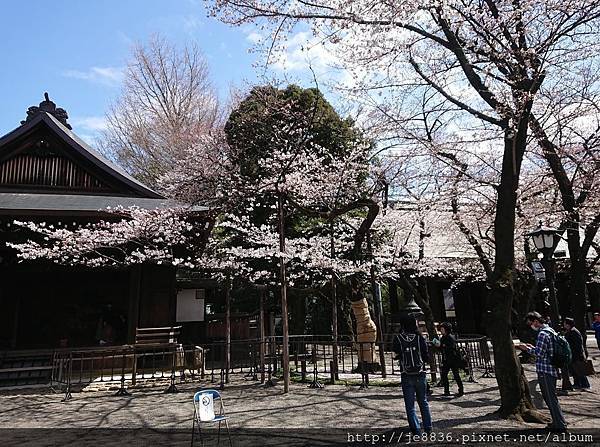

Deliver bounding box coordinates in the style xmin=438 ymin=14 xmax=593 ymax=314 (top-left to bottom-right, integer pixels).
xmin=526 ymin=221 xmax=564 ymax=328
xmin=400 ymin=295 xmax=424 ymax=320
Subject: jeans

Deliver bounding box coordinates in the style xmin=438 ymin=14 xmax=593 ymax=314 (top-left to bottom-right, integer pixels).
xmin=538 ymin=373 xmax=567 ymax=429
xmin=440 ymin=365 xmax=464 ymax=395
xmin=401 ymin=372 xmax=432 ymax=435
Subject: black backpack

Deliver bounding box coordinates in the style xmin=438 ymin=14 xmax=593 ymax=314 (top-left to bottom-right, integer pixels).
xmin=541 ymin=328 xmax=572 ymax=369
xmin=395 ymin=333 xmax=424 ymax=374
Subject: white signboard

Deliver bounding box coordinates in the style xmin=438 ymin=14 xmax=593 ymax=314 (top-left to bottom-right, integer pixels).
xmin=198 ymin=393 xmax=215 ymax=421
xmin=443 ymin=288 xmax=455 ymax=318
xmin=176 ymin=289 xmax=205 ymax=322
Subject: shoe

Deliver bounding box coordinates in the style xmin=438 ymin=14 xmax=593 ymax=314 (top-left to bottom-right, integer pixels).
xmin=556 ymin=390 xmax=569 ymax=396
xmin=455 ymin=390 xmax=464 ymax=397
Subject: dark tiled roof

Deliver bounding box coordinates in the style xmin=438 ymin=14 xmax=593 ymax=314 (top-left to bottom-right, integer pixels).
xmin=0 ymin=192 xmax=208 ymax=214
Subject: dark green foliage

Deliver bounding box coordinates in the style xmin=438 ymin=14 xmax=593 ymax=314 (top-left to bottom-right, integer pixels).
xmin=225 ymin=84 xmax=363 ymax=180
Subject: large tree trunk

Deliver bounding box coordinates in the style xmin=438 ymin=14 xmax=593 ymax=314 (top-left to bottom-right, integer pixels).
xmin=530 ymin=116 xmax=589 ymax=341
xmin=349 ymin=202 xmax=381 ymax=372
xmin=565 ymin=221 xmax=588 ymax=340
xmin=487 ymin=128 xmax=547 ymax=422
xmin=351 ymin=297 xmax=378 ymax=366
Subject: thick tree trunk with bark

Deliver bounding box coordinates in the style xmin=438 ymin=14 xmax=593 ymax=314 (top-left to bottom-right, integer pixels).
xmin=351 ymin=297 xmax=378 ymax=364
xmin=348 ymin=201 xmax=382 ymax=372
xmin=530 ymin=116 xmax=590 ymax=338
xmin=566 ymin=222 xmax=588 ymax=337
xmin=487 ymin=129 xmax=548 ymax=422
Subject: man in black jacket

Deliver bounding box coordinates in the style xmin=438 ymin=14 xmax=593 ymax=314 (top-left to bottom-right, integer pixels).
xmin=439 ymin=322 xmax=464 ymax=397
xmin=563 ymin=317 xmax=590 ymax=389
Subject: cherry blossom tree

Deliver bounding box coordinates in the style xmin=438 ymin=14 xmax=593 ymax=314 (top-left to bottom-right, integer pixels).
xmin=205 ymin=0 xmax=600 ymax=418
xmin=7 ymin=207 xmax=209 ymax=268
xmin=529 ymin=76 xmax=600 ymax=337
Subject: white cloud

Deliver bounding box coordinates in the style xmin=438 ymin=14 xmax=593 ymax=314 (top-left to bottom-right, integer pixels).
xmin=267 ymin=30 xmax=341 ymax=78
xmin=183 ymin=15 xmax=204 ymax=34
xmin=71 ymin=116 xmax=108 ymax=133
xmin=246 ymin=32 xmax=263 ymax=44
xmin=62 ymin=66 xmax=124 ymax=87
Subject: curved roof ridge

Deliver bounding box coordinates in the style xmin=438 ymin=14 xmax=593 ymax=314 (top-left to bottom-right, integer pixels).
xmin=42 ymin=112 xmax=163 ymax=199
xmin=0 ymin=112 xmax=163 ymax=199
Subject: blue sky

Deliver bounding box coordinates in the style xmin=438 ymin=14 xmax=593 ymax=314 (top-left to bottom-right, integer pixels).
xmin=0 ymin=0 xmax=264 ymax=140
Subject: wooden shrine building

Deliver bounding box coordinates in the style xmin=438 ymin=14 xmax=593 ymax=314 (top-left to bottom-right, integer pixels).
xmin=0 ymin=94 xmax=210 ymax=350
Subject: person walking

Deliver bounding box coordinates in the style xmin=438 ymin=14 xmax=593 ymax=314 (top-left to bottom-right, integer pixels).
xmin=518 ymin=312 xmax=567 ymax=433
xmin=393 ymin=315 xmax=433 ymax=436
xmin=439 ymin=322 xmax=464 ymax=397
xmin=593 ymin=313 xmax=600 ymax=351
xmin=563 ymin=317 xmax=591 ymax=390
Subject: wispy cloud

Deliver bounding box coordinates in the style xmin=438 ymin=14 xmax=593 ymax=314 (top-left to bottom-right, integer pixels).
xmin=62 ymin=66 xmax=124 ymax=87
xmin=183 ymin=15 xmax=204 ymax=34
xmin=246 ymin=32 xmax=263 ymax=44
xmin=71 ymin=116 xmax=108 ymax=133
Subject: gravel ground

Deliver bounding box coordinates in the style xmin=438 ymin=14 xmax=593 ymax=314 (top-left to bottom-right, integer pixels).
xmin=0 ymin=342 xmax=598 ymax=447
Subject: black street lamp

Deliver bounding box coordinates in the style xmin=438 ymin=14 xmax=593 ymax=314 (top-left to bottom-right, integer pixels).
xmin=526 ymin=221 xmax=564 ymax=328
xmin=400 ymin=295 xmax=424 ymax=318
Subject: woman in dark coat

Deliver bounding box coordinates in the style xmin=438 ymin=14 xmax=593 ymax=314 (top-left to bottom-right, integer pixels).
xmin=439 ymin=322 xmax=464 ymax=397
xmin=563 ymin=317 xmax=590 ymax=389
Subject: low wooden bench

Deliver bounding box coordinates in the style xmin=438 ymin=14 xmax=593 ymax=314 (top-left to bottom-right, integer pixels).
xmin=135 ymin=326 xmax=182 ymax=347
xmin=132 ymin=326 xmax=182 ymax=392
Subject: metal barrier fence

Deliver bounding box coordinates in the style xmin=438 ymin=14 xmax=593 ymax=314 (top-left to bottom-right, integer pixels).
xmin=47 ymin=334 xmax=494 ymax=400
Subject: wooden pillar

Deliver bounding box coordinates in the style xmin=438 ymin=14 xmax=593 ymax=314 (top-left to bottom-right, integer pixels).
xmin=330 ymin=221 xmax=339 ymax=380
xmin=278 ymin=191 xmax=290 ymax=393
xmin=225 ymin=278 xmax=231 ymax=384
xmin=331 ymin=274 xmax=339 ymax=381
xmin=259 ymin=286 xmax=266 ymax=383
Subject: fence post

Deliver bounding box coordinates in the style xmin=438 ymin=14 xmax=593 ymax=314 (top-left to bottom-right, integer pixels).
xmin=301 ymin=360 xmax=307 ymax=382
xmin=309 ymin=345 xmax=323 ymax=389
xmin=164 ymin=345 xmax=178 ymax=393
xmin=259 ymin=286 xmax=266 ymax=384
xmin=359 ymin=343 xmax=369 ymax=390
xmin=265 ymin=356 xmax=274 ymax=387
xmin=62 ymin=352 xmax=73 ymax=402
xmin=131 ymin=347 xmax=137 ymax=386
xmin=480 ymin=337 xmax=494 ymax=378
xmin=329 ymin=361 xmax=335 ymax=385
xmin=115 ymin=347 xmax=131 ymax=397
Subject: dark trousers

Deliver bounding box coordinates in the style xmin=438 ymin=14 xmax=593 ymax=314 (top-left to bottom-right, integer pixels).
xmin=538 ymin=373 xmax=567 ymax=429
xmin=568 ymin=363 xmax=591 ymax=389
xmin=441 ymin=364 xmax=463 ymax=394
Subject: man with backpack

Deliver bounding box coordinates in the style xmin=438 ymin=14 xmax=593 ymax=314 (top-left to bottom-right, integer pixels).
xmin=393 ymin=315 xmax=433 ymax=436
xmin=518 ymin=312 xmax=568 ymax=433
